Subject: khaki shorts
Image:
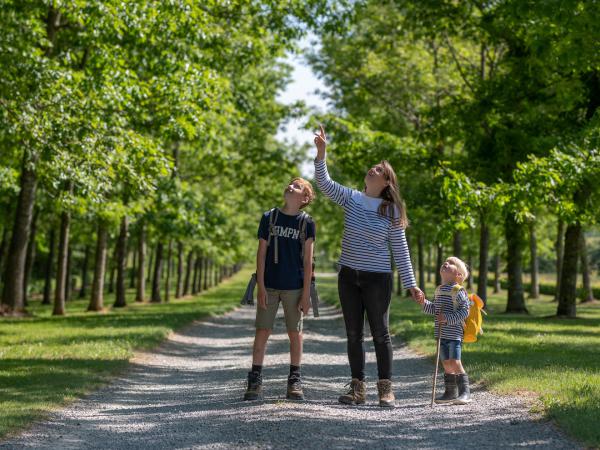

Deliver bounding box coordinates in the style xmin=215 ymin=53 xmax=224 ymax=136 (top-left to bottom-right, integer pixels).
xmin=255 ymin=288 xmax=304 ymax=332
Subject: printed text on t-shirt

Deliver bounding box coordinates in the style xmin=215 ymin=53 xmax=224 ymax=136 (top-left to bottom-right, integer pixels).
xmin=272 ymin=226 xmax=300 ymax=240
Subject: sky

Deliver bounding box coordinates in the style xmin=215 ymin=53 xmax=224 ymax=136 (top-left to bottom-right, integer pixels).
xmin=275 ymin=34 xmax=330 ymax=177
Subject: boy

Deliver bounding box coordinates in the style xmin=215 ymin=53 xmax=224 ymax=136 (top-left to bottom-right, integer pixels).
xmin=243 ymin=177 xmax=316 ymax=401
xmin=416 ymin=256 xmax=472 ymax=404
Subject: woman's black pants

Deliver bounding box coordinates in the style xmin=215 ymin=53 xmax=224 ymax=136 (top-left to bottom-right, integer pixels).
xmin=338 ymin=265 xmax=393 ymax=381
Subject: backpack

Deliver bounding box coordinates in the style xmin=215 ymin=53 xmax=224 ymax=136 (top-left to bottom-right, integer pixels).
xmin=446 ymin=284 xmax=486 ymax=343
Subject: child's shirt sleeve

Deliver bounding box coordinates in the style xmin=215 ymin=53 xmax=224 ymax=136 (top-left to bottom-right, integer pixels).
xmin=314 ymin=159 xmax=353 ymax=207
xmin=446 ymin=289 xmax=470 ymax=325
xmin=257 ymin=213 xmax=269 ymax=241
xmin=422 ymin=299 xmax=436 ymax=315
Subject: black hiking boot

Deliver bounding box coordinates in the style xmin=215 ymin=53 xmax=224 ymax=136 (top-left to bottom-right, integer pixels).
xmin=243 ymin=371 xmax=263 ymax=401
xmin=454 ymin=373 xmax=472 ymax=405
xmin=435 ymin=373 xmax=458 ymax=404
xmin=286 ymin=373 xmax=304 ymax=400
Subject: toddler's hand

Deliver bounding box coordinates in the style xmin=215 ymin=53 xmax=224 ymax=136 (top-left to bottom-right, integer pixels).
xmin=436 ymin=312 xmax=447 ymax=324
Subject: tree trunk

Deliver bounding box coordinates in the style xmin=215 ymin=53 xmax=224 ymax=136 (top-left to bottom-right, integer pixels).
xmin=477 ymin=214 xmax=489 ymax=302
xmin=203 ymin=257 xmax=209 ymax=291
xmin=23 ymin=209 xmax=38 ymax=305
xmin=579 ymin=231 xmax=594 ymax=303
xmin=0 ymin=226 xmax=10 ymax=281
xmin=114 ymin=215 xmax=128 ymax=308
xmin=175 ymin=242 xmax=184 ymax=298
xmin=505 ymin=215 xmax=528 ymax=313
xmin=151 ymin=242 xmax=164 ymax=303
xmin=146 ymin=243 xmax=154 ymax=283
xmin=1 ymin=152 xmax=38 ymax=313
xmin=164 ymin=239 xmax=173 ymax=302
xmin=494 ymin=253 xmax=501 ymax=293
xmin=136 ymin=223 xmax=146 ymax=302
xmin=427 ymin=245 xmax=432 ymax=283
xmin=183 ymin=250 xmax=193 ymax=296
xmin=64 ymin=245 xmax=72 ymax=302
xmin=191 ymin=255 xmax=199 ymax=294
xmin=129 ymin=246 xmax=137 ymax=290
xmin=43 ymin=228 xmax=55 ymax=305
xmin=417 ymin=234 xmax=425 ymax=291
xmin=555 ymin=219 xmax=565 ymax=302
xmin=453 ymin=231 xmax=462 ymax=259
xmin=88 ymin=221 xmax=108 ymax=311
xmin=529 ymin=222 xmax=540 ymax=299
xmin=79 ymin=245 xmax=90 ymax=299
xmin=557 ymin=222 xmax=581 ymax=317
xmin=396 ymin=270 xmax=402 ymax=296
xmin=435 ymin=243 xmax=443 ymax=286
xmin=53 ymin=210 xmax=71 ymax=316
xmin=108 ymin=243 xmax=116 ymax=294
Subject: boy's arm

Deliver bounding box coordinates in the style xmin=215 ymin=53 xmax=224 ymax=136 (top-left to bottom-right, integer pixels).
xmin=256 ymin=239 xmax=268 ymax=310
xmin=422 ymin=299 xmax=436 ymax=315
xmin=298 ymin=238 xmax=314 ymax=314
xmin=445 ymin=290 xmax=470 ymax=325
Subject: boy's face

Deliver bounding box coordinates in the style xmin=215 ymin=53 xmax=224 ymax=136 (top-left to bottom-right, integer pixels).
xmin=440 ymin=259 xmax=464 ymax=284
xmin=284 ymin=180 xmax=308 ymax=207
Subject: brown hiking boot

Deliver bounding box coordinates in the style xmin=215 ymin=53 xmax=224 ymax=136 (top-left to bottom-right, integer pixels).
xmin=338 ymin=378 xmax=366 ymax=405
xmin=376 ymin=379 xmax=395 ymax=408
xmin=286 ymin=373 xmax=304 ymax=400
xmin=243 ymin=371 xmax=263 ymax=401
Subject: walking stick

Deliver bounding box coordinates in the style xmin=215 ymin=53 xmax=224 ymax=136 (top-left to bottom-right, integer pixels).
xmin=431 ymin=322 xmax=443 ymax=408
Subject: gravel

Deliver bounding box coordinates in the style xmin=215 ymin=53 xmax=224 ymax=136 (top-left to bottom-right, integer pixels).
xmin=0 ymin=303 xmax=578 ymax=449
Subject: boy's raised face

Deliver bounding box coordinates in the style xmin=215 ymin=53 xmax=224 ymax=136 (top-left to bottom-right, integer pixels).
xmin=440 ymin=258 xmax=467 ymax=284
xmin=284 ymin=180 xmax=309 ymax=207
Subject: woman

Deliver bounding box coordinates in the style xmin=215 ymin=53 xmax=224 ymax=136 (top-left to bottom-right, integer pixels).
xmin=313 ymin=125 xmax=423 ymax=408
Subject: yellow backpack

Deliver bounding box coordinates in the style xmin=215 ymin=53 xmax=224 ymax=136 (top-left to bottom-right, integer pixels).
xmin=449 ymin=285 xmax=486 ymax=343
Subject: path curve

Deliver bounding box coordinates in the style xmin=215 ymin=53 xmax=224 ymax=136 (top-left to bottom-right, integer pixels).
xmin=1 ymin=304 xmax=577 ymax=449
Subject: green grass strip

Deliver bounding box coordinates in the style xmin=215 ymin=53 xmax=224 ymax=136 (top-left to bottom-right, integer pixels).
xmin=317 ymin=274 xmax=600 ymax=447
xmin=0 ymin=269 xmax=250 ymax=439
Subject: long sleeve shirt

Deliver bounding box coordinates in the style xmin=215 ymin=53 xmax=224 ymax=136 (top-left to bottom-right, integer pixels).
xmin=423 ymin=283 xmax=470 ymax=340
xmin=314 ymin=158 xmax=416 ymax=288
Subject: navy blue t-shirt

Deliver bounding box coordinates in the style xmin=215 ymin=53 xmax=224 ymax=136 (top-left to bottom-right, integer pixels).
xmin=258 ymin=209 xmax=316 ymax=290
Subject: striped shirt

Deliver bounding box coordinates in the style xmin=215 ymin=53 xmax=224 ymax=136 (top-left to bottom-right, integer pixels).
xmin=314 ymin=159 xmax=416 ymax=288
xmin=422 ymin=283 xmax=470 ymax=340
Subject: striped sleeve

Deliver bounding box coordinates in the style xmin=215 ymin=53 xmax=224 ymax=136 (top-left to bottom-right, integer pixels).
xmin=314 ymin=159 xmax=353 ymax=207
xmin=422 ymin=299 xmax=435 ymax=315
xmin=389 ymin=225 xmax=417 ymax=289
xmin=446 ymin=289 xmax=469 ymax=325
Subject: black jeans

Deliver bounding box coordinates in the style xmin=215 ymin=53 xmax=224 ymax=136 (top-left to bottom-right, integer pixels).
xmin=338 ymin=265 xmax=393 ymax=381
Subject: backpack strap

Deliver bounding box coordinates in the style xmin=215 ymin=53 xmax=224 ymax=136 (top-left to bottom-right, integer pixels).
xmin=267 ymin=208 xmax=279 ymax=264
xmin=451 ymin=284 xmax=467 ymax=310
xmin=299 ymin=212 xmax=309 ymax=259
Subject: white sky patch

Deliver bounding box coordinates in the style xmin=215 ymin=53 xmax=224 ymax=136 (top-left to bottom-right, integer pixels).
xmin=276 ymin=33 xmax=330 ymax=178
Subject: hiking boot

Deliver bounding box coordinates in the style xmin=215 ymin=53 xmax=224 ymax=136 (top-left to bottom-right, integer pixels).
xmin=435 ymin=373 xmax=458 ymax=404
xmin=376 ymin=379 xmax=395 ymax=408
xmin=243 ymin=371 xmax=263 ymax=401
xmin=338 ymin=378 xmax=366 ymax=405
xmin=286 ymin=373 xmax=304 ymax=400
xmin=454 ymin=373 xmax=472 ymax=405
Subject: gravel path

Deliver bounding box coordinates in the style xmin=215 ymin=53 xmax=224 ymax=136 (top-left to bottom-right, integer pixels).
xmin=1 ymin=303 xmax=577 ymax=449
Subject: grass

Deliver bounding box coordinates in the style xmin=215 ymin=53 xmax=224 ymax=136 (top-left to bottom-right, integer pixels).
xmin=317 ymin=274 xmax=600 ymax=448
xmin=0 ymin=269 xmax=251 ymax=440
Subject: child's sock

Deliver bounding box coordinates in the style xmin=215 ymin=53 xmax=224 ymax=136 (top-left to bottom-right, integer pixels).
xmin=251 ymin=364 xmax=262 ymax=373
xmin=289 ymin=365 xmax=301 ymax=377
